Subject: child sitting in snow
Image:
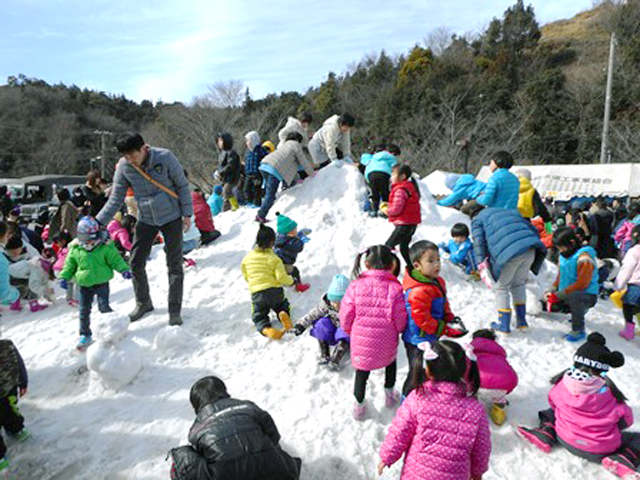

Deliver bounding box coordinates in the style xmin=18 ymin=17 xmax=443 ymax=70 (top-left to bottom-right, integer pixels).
xmin=0 ymin=339 xmax=29 ymax=473
xmin=169 ymin=376 xmax=301 ymax=480
xmin=470 ymin=329 xmax=518 ymax=426
xmin=613 ymin=224 xmax=640 ymax=342
xmin=207 ymin=185 xmax=224 ymax=217
xmin=439 ymin=223 xmax=478 ymax=275
xmin=52 ymin=231 xmax=78 ymax=306
xmin=382 ymin=164 xmax=421 ymax=269
xmin=518 ymin=332 xmax=640 ymax=479
xmin=378 ymin=340 xmax=491 ymax=480
xmin=274 ymin=213 xmax=311 ymax=292
xmin=401 ymin=240 xmax=467 ymax=398
xmin=107 ymin=212 xmax=135 ymax=257
xmin=59 ymin=216 xmax=132 ymax=351
xmin=293 ymin=274 xmax=351 ymax=371
xmin=340 ymin=245 xmax=407 ymax=420
xmin=545 ymin=227 xmax=598 ymax=342
xmin=241 ymin=224 xmax=294 ymax=340
xmin=5 ymin=235 xmax=50 ymax=311
xmin=0 ymin=223 xmax=20 ymax=310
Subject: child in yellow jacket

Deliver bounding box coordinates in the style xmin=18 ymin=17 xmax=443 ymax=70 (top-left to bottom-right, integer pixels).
xmin=241 ymin=224 xmax=294 ymax=339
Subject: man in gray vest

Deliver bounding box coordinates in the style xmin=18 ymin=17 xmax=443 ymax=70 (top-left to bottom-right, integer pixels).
xmin=97 ymin=133 xmax=193 ymax=326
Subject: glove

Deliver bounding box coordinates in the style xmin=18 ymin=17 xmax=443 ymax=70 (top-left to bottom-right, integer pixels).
xmin=122 ymin=271 xmax=132 ymax=280
xmin=544 ymin=222 xmax=553 ymax=234
xmin=299 ymin=228 xmax=312 ymax=236
xmin=299 ymin=235 xmax=310 ymax=244
xmin=443 ymin=326 xmax=467 ymax=338
xmin=293 ymin=324 xmax=306 ymax=336
xmin=60 ymin=279 xmax=68 ymax=290
xmin=379 ymin=202 xmax=389 ymax=215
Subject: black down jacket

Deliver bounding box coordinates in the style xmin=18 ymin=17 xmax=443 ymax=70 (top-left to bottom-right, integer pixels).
xmin=169 ymin=398 xmax=301 ymax=480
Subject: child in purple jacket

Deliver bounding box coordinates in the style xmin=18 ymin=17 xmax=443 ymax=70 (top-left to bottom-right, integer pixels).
xmin=379 ymin=340 xmax=491 ymax=480
xmin=340 ymin=245 xmax=407 ymax=420
xmin=518 ymin=332 xmax=640 ymax=479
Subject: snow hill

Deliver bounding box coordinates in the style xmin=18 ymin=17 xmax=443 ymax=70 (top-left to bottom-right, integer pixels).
xmin=2 ymin=165 xmax=638 ymax=479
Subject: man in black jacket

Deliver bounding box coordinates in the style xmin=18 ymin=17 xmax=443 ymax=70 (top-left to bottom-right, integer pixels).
xmin=169 ymin=376 xmax=301 ymax=480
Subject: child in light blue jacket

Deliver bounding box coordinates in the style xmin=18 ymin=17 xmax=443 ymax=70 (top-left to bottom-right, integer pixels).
xmin=476 ymin=151 xmax=520 ymax=210
xmin=439 ymin=223 xmax=477 ymax=274
xmin=360 ymin=144 xmax=399 ymax=217
xmin=207 ymin=185 xmax=224 ymax=217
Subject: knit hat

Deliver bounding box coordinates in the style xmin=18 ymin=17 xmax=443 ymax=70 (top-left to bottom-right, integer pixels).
xmin=327 ymin=274 xmax=350 ymax=302
xmin=213 ymin=185 xmax=223 ymax=195
xmin=573 ymin=332 xmax=625 ymax=374
xmin=77 ymin=216 xmax=101 ymax=248
xmin=245 ymin=131 xmax=261 ymax=150
xmin=444 ymin=174 xmax=461 ymax=191
xmin=276 ymin=212 xmax=297 ymax=234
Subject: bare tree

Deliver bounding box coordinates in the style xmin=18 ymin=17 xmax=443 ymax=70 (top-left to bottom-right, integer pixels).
xmin=202 ymin=80 xmax=246 ymax=108
xmin=424 ymin=26 xmax=454 ymax=56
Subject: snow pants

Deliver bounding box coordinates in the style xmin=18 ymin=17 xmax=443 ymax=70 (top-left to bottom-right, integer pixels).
xmin=494 ymin=249 xmax=535 ymax=311
xmin=250 ymin=287 xmax=290 ymax=332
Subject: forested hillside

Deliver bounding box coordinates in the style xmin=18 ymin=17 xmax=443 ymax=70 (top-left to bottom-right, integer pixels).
xmin=1 ymin=0 xmax=639 ymax=191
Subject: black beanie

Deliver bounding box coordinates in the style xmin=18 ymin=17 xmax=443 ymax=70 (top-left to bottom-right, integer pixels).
xmin=573 ymin=332 xmax=625 ymax=373
xmin=5 ymin=235 xmax=23 ymax=251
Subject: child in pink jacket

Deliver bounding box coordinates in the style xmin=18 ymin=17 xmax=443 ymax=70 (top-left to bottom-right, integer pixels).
xmin=379 ymin=340 xmax=491 ymax=480
xmin=52 ymin=231 xmax=77 ymax=306
xmin=614 ymin=224 xmax=640 ymax=341
xmin=471 ymin=329 xmax=518 ymax=426
xmin=518 ymin=332 xmax=640 ymax=479
xmin=107 ymin=213 xmax=135 ymax=255
xmin=340 ymin=245 xmax=407 ymax=420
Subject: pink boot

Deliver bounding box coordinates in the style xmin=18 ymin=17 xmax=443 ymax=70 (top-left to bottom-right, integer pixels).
xmin=385 ymin=388 xmax=400 ymax=408
xmin=353 ymin=402 xmax=366 ymax=421
xmin=29 ymin=300 xmax=48 ymax=313
xmin=9 ymin=299 xmax=22 ymax=312
xmin=619 ymin=323 xmax=635 ymax=341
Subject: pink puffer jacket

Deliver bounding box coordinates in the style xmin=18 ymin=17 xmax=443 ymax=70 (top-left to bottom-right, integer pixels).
xmin=53 ymin=247 xmax=69 ymax=274
xmin=471 ymin=337 xmax=518 ymax=393
xmin=107 ymin=220 xmax=133 ymax=251
xmin=340 ymin=269 xmax=407 ymax=371
xmin=380 ymin=381 xmax=491 ymax=480
xmin=549 ymin=372 xmax=633 ymax=455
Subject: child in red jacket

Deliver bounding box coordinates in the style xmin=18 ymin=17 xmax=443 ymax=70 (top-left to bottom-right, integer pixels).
xmin=383 ymin=164 xmax=421 ymax=268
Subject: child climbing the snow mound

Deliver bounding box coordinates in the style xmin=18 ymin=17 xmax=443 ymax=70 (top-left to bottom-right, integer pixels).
xmin=518 ymin=332 xmax=640 ymax=479
xmin=378 ymin=340 xmax=491 ymax=480
xmin=293 ymin=274 xmax=351 ymax=371
xmin=59 ymin=216 xmax=132 ymax=351
xmin=241 ymin=224 xmax=294 ymax=340
xmin=340 ymin=245 xmax=407 ymax=420
xmin=274 ymin=212 xmax=311 ymax=293
xmin=168 ymin=376 xmax=301 ymax=480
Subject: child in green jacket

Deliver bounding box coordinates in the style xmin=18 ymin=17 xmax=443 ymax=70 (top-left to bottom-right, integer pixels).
xmin=59 ymin=216 xmax=131 ymax=351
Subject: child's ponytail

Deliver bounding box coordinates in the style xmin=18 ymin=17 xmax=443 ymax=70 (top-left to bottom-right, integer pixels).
xmin=255 ymin=223 xmax=276 ymax=250
xmin=351 ymin=245 xmax=398 ymax=279
xmin=393 ymin=164 xmax=421 ymax=199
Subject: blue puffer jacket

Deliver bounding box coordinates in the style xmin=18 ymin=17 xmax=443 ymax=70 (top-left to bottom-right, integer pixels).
xmin=437 ymin=174 xmax=485 ymax=207
xmin=0 ymin=252 xmax=19 ymax=304
xmin=476 ymin=169 xmax=520 ymax=210
xmin=472 ymin=208 xmax=547 ymax=280
xmin=360 ymin=151 xmax=397 ymax=181
xmin=97 ymin=148 xmax=193 ymax=227
xmin=439 ymin=239 xmax=477 ymax=272
xmin=274 ymin=234 xmax=304 ymax=266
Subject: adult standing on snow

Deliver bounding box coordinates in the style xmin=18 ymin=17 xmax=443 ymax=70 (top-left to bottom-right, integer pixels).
xmin=277 ymin=112 xmax=312 ymax=149
xmin=308 ymin=113 xmax=355 ymax=168
xmin=96 ymin=133 xmax=193 ymax=326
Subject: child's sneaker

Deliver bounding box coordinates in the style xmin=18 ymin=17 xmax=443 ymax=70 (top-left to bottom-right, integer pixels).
xmin=184 ymin=258 xmax=196 ymax=268
xmin=67 ymin=299 xmax=79 ymax=308
xmin=384 ymin=388 xmax=400 ymax=408
xmin=13 ymin=428 xmax=30 ymax=442
xmin=353 ymin=401 xmax=366 ymax=421
xmin=28 ymin=300 xmax=48 ymax=312
xmin=294 ymin=283 xmax=310 ymax=293
xmin=0 ymin=457 xmax=8 ymax=472
xmin=490 ymin=403 xmax=507 ymax=426
xmin=564 ymin=330 xmax=586 ymax=342
xmin=76 ymin=335 xmax=93 ymax=351
xmin=9 ymin=299 xmax=22 ymax=312
xmin=517 ymin=424 xmax=556 ymax=453
xmin=602 ymin=446 xmax=640 ymax=479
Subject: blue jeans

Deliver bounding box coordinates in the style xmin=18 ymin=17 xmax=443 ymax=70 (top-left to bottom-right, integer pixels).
xmin=79 ymin=283 xmax=111 ymax=336
xmin=257 ymin=172 xmax=281 ymax=219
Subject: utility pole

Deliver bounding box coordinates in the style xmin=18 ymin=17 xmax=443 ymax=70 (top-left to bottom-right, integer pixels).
xmin=94 ymin=130 xmax=112 ymax=178
xmin=600 ymin=32 xmax=616 ymax=164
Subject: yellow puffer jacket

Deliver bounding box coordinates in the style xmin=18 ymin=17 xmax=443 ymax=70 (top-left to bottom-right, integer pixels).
xmin=518 ymin=177 xmax=536 ymax=219
xmin=241 ymin=248 xmax=294 ymax=293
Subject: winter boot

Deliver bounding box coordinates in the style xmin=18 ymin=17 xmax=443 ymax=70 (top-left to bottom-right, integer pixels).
xmin=602 ymin=445 xmax=640 ymax=479
xmin=29 ymin=300 xmax=48 ymax=312
xmin=169 ymin=313 xmax=183 ymax=326
xmin=327 ymin=341 xmax=349 ymax=371
xmin=0 ymin=457 xmax=8 ymax=472
xmin=517 ymin=423 xmax=557 ymax=453
xmin=384 ymin=388 xmax=401 ymax=408
xmin=76 ymin=335 xmax=93 ymax=351
xmin=13 ymin=428 xmax=30 ymax=442
xmin=9 ymin=298 xmax=22 ymax=312
xmin=619 ymin=322 xmax=636 ymax=341
xmin=564 ymin=330 xmax=586 ymax=342
xmin=318 ymin=341 xmax=330 ymax=365
xmin=353 ymin=401 xmax=367 ymax=421
xmin=261 ymin=327 xmax=284 ymax=340
xmin=490 ymin=403 xmax=507 ymax=426
xmin=278 ymin=311 xmax=293 ymax=330
xmin=294 ymin=282 xmax=310 ymax=293
xmin=129 ymin=303 xmax=154 ymax=322
xmin=491 ymin=310 xmax=512 ymax=334
xmin=515 ymin=304 xmax=528 ymax=331
xmin=229 ymin=196 xmax=239 ymax=211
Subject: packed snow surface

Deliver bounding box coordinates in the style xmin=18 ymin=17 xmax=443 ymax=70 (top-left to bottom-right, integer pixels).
xmin=2 ymin=165 xmax=637 ymax=479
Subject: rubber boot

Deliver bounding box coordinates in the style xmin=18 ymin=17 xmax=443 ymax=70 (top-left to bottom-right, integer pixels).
xmin=515 ymin=304 xmax=528 ymax=331
xmin=318 ymin=341 xmax=330 ymax=365
xmin=517 ymin=422 xmax=557 ymax=453
xmin=261 ymin=327 xmax=284 ymax=340
xmin=619 ymin=322 xmax=635 ymax=341
xmin=278 ymin=311 xmax=293 ymax=330
xmin=490 ymin=403 xmax=507 ymax=426
xmin=491 ymin=310 xmax=511 ymax=334
xmin=229 ymin=196 xmax=239 ymax=211
xmin=327 ymin=340 xmax=349 ymax=371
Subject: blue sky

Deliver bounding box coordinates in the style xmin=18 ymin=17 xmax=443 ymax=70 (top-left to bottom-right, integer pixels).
xmin=0 ymin=0 xmax=594 ymax=104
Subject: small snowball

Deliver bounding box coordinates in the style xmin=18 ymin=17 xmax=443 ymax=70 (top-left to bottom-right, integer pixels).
xmin=87 ymin=338 xmax=142 ymax=390
xmin=92 ymin=312 xmax=130 ymax=344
